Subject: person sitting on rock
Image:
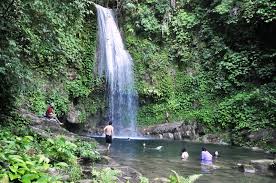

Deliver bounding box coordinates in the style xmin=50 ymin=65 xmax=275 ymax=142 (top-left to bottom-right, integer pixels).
xmin=181 ymin=148 xmax=189 ymax=160
xmin=45 ymin=103 xmax=63 ymax=125
xmin=46 ymin=104 xmax=54 ymax=118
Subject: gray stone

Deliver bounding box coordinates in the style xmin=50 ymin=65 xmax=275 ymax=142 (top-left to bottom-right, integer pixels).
xmin=238 ymin=164 xmax=256 ymax=173
xmin=123 ymin=176 xmax=132 ymax=180
xmin=78 ymin=179 xmax=93 ymax=183
xmin=48 ymin=168 xmax=59 ymax=176
xmin=152 ymin=177 xmax=169 ymax=183
xmin=142 ymin=121 xmax=208 ymax=141
xmin=163 ymin=132 xmax=174 ymax=139
xmin=247 ymin=128 xmax=276 ymax=146
xmin=62 ymin=175 xmax=70 ymax=181
xmin=67 ymin=68 xmax=77 ymax=80
xmin=250 ymin=159 xmax=275 ymax=172
xmin=66 ymin=103 xmax=81 ymax=123
xmin=251 ymin=147 xmax=263 ymax=151
xmin=173 ymin=132 xmax=182 ymax=140
xmin=201 ymin=134 xmax=223 ymax=144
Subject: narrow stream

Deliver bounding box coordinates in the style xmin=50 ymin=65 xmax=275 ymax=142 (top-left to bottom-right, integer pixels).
xmin=95 ymin=138 xmax=275 ymax=183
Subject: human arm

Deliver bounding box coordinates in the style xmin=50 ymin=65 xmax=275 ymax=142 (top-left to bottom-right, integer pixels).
xmin=111 ymin=126 xmax=114 ymax=135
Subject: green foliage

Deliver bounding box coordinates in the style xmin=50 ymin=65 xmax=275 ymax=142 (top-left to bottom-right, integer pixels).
xmin=47 ymin=90 xmax=70 ymax=116
xmin=92 ymin=167 xmax=121 ymax=183
xmin=123 ymin=0 xmax=171 ymax=37
xmin=125 ymin=35 xmax=175 ymax=124
xmin=75 ymin=140 xmax=100 ymax=160
xmin=135 ymin=4 xmax=160 ymax=33
xmin=139 ymin=176 xmax=149 ymax=183
xmin=122 ymin=0 xmax=276 ymax=148
xmin=1 ymin=0 xmax=275 ymax=151
xmin=0 ymin=126 xmax=101 ymax=182
xmin=27 ymin=89 xmax=47 ymax=115
xmin=42 ymin=136 xmax=78 ymax=164
xmin=214 ymin=0 xmax=234 ymax=15
xmin=67 ymin=165 xmax=82 ymax=182
xmin=169 ymin=170 xmax=201 ymax=183
xmin=0 ymin=0 xmax=103 ymax=123
xmin=0 ymin=130 xmax=61 ymax=182
xmin=215 ymin=84 xmax=276 ymax=131
xmin=0 ymin=39 xmax=27 ymax=116
xmin=213 ymin=0 xmax=276 ymax=23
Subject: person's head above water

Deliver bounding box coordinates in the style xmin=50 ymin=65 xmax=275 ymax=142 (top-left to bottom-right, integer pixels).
xmin=202 ymin=147 xmax=207 ymax=151
xmin=108 ymin=121 xmax=112 ymax=125
xmin=182 ymin=148 xmax=187 ymax=152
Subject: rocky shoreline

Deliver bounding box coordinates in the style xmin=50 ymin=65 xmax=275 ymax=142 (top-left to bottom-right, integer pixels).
xmin=74 ymin=120 xmax=230 ymax=145
xmin=237 ymin=159 xmax=276 ymax=176
xmin=20 ymin=109 xmax=143 ymax=183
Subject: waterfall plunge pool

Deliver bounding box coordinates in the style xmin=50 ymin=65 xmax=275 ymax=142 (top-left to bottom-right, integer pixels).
xmin=94 ymin=137 xmax=275 ymax=183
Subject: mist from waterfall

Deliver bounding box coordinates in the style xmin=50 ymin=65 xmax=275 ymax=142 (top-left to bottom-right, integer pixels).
xmin=95 ymin=4 xmax=138 ymax=137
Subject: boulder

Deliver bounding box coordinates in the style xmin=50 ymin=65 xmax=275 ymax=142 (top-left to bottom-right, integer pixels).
xmin=62 ymin=175 xmax=70 ymax=181
xmin=237 ymin=164 xmax=256 ymax=173
xmin=237 ymin=160 xmax=276 ymax=176
xmin=250 ymin=159 xmax=276 ymax=172
xmin=163 ymin=133 xmax=174 ymax=139
xmin=143 ymin=121 xmax=205 ymax=140
xmin=152 ymin=177 xmax=169 ymax=183
xmin=173 ymin=132 xmax=182 ymax=140
xmin=66 ymin=103 xmax=81 ymax=123
xmin=146 ymin=122 xmax=180 ymax=134
xmin=247 ymin=128 xmax=276 ymax=146
xmin=251 ymin=147 xmax=263 ymax=151
xmin=48 ymin=168 xmax=59 ymax=176
xmin=78 ymin=180 xmax=93 ymax=183
xmin=201 ymin=134 xmax=226 ymax=144
xmin=20 ymin=109 xmax=79 ymax=140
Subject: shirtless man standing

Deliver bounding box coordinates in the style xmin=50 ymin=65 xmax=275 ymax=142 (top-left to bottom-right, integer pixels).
xmin=103 ymin=121 xmax=114 ymax=150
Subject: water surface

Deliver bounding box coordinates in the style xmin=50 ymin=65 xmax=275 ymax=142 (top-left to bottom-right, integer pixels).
xmin=95 ymin=138 xmax=275 ymax=183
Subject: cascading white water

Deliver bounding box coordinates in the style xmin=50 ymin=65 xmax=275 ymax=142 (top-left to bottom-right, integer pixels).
xmin=95 ymin=4 xmax=138 ymax=137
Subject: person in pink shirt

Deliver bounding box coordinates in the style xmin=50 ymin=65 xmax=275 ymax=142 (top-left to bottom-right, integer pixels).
xmin=201 ymin=147 xmax=213 ymax=161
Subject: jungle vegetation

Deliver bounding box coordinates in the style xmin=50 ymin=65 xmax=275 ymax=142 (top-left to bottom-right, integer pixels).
xmin=1 ymin=0 xmax=275 ymax=146
xmin=0 ymin=0 xmax=275 ymax=181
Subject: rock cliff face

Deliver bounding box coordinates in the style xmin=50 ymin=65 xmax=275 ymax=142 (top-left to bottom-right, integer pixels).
xmin=142 ymin=121 xmax=204 ymax=141
xmin=66 ymin=103 xmax=81 ymax=124
xmin=247 ymin=129 xmax=276 ymax=146
xmin=141 ymin=121 xmax=230 ymax=145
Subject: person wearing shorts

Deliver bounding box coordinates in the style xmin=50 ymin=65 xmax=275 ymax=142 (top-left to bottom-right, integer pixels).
xmin=103 ymin=121 xmax=114 ymax=150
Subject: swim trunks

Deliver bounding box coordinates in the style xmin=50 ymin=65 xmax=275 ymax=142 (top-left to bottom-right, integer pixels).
xmin=105 ymin=135 xmax=112 ymax=144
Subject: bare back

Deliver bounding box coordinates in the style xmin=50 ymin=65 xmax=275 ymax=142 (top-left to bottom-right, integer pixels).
xmin=104 ymin=125 xmax=114 ymax=136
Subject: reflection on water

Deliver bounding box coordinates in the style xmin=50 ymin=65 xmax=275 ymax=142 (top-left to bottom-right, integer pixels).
xmin=94 ymin=137 xmax=275 ymax=183
xmin=201 ymin=160 xmax=214 ymax=174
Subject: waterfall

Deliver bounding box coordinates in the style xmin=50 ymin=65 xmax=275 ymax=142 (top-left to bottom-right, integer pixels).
xmin=95 ymin=4 xmax=138 ymax=137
